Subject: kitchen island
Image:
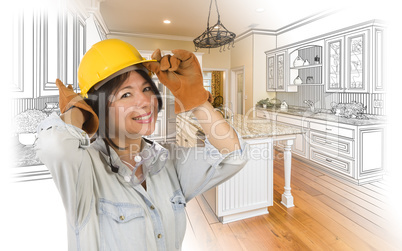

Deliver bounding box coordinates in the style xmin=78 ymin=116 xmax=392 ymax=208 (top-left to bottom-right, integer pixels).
xmin=176 ymin=112 xmax=303 ymax=223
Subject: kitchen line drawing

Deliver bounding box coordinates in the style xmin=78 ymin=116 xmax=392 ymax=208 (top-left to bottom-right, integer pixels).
xmin=7 ymin=1 xmax=398 ymax=249
xmin=10 ymin=1 xmax=387 ymax=184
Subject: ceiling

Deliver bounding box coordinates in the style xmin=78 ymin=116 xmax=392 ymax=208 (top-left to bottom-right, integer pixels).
xmin=98 ymin=0 xmax=341 ymax=40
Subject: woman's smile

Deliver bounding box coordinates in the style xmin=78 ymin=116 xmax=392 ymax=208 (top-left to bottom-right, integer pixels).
xmin=132 ymin=111 xmax=153 ymax=123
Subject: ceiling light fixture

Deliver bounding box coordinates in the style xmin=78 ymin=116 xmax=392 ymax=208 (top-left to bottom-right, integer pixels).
xmin=163 ymin=20 xmax=171 ymax=24
xmin=193 ymin=0 xmax=236 ymax=52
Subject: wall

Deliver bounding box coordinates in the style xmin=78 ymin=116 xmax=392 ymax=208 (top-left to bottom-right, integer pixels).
xmin=230 ymin=36 xmax=253 ymax=113
xmin=253 ymin=34 xmax=277 ymax=107
xmin=107 ymin=34 xmax=231 ymax=69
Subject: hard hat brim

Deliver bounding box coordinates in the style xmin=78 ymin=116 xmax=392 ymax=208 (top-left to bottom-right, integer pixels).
xmin=91 ymin=64 xmax=153 ymax=92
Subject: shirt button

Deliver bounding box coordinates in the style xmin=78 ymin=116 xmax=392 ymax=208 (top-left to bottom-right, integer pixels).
xmin=150 ymin=205 xmax=155 ymax=210
xmin=134 ymin=155 xmax=142 ymax=162
xmin=157 ymin=234 xmax=162 ymax=239
xmin=119 ymin=215 xmax=125 ymax=221
xmin=124 ymin=176 xmax=131 ymax=182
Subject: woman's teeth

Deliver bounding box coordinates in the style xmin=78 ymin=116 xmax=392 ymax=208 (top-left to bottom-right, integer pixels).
xmin=133 ymin=113 xmax=152 ymax=120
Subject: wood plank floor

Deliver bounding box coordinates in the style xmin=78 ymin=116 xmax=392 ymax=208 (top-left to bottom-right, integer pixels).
xmin=182 ymin=151 xmax=402 ymax=251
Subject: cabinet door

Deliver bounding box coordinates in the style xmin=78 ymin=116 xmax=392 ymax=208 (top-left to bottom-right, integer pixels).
xmin=41 ymin=10 xmax=62 ymax=96
xmin=275 ymin=52 xmax=286 ymax=91
xmin=266 ymin=54 xmax=275 ymax=91
xmin=345 ymin=30 xmax=370 ymax=93
xmin=11 ymin=9 xmax=38 ymax=98
xmin=373 ymin=27 xmax=385 ymax=93
xmin=358 ymin=127 xmax=385 ymax=179
xmin=325 ymin=36 xmax=344 ymax=92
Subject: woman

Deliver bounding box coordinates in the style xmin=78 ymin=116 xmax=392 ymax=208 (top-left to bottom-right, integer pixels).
xmin=35 ymin=39 xmax=249 ymax=251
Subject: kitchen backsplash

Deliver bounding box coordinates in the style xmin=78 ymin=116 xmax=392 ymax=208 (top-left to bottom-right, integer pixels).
xmin=276 ymin=85 xmax=386 ymax=116
xmin=12 ymin=96 xmax=59 ymax=119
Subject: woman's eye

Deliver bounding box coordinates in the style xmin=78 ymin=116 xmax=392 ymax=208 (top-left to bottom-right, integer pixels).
xmin=121 ymin=92 xmax=131 ymax=98
xmin=143 ymin=86 xmax=152 ymax=92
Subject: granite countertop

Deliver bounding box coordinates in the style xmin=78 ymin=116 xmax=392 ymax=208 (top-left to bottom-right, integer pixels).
xmin=178 ymin=113 xmax=303 ymax=139
xmin=256 ymin=106 xmax=386 ymax=126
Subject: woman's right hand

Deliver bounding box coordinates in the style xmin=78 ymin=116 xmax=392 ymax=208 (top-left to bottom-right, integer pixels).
xmin=56 ymin=79 xmax=99 ymax=136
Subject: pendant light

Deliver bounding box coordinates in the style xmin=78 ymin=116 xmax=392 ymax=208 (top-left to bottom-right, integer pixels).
xmin=193 ymin=0 xmax=236 ymax=52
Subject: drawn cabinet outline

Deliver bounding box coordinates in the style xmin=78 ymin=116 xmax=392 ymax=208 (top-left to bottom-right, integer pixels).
xmin=266 ymin=50 xmax=296 ymax=92
xmin=11 ymin=6 xmax=86 ymax=98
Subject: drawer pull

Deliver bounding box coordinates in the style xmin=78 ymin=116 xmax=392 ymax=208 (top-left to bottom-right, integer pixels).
xmin=326 ymin=128 xmax=332 ymax=131
xmin=325 ymin=158 xmax=333 ymax=162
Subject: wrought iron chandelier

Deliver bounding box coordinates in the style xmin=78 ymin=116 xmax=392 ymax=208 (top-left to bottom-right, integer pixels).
xmin=193 ymin=0 xmax=236 ymax=52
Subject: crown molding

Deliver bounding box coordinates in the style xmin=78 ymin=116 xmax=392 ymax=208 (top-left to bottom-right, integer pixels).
xmin=106 ymin=9 xmax=340 ymax=42
xmin=275 ymin=8 xmax=341 ymax=35
xmin=109 ymin=31 xmax=195 ymax=41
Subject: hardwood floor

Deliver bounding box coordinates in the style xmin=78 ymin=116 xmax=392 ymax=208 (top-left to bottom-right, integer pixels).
xmin=182 ymin=151 xmax=401 ymax=251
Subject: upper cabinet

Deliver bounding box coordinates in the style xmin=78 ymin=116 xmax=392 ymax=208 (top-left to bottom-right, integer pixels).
xmin=324 ymin=24 xmax=385 ymax=93
xmin=266 ymin=21 xmax=385 ymax=95
xmin=372 ymin=27 xmax=385 ymax=93
xmin=266 ymin=50 xmax=297 ymax=92
xmin=288 ymin=41 xmax=323 ymax=86
xmin=11 ymin=8 xmax=39 ymax=99
xmin=41 ymin=8 xmax=87 ymax=96
xmin=11 ymin=3 xmax=90 ymax=98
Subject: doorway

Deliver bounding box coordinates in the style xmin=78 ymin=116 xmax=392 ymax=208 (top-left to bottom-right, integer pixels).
xmin=202 ymin=69 xmax=229 ymax=108
xmin=231 ymin=66 xmax=245 ymax=115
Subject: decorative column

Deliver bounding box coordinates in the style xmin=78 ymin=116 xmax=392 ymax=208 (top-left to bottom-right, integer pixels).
xmin=281 ymin=139 xmax=294 ymax=208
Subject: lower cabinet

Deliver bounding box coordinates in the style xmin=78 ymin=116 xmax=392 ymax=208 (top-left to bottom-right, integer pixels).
xmin=175 ymin=115 xmax=204 ymax=147
xmin=357 ymin=127 xmax=385 ymax=181
xmin=276 ymin=114 xmax=309 ymax=159
xmin=255 ymin=108 xmax=385 ymax=184
xmin=309 ymin=147 xmax=355 ymax=177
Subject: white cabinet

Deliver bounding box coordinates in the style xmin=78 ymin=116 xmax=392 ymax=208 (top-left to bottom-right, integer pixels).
xmin=372 ymin=27 xmax=385 ymax=93
xmin=325 ymin=35 xmax=344 ymax=92
xmin=11 ymin=9 xmax=39 ymax=98
xmin=276 ymin=114 xmax=309 ymax=159
xmin=308 ymin=120 xmax=356 ymax=177
xmin=288 ymin=43 xmax=323 ymax=86
xmin=357 ymin=127 xmax=385 ymax=180
xmin=266 ymin=50 xmax=296 ymax=92
xmin=325 ymin=25 xmax=384 ymax=93
xmin=41 ymin=9 xmax=86 ymax=96
xmin=256 ymin=109 xmax=308 ymax=159
xmin=258 ymin=110 xmax=385 ymax=184
xmin=344 ymin=30 xmax=370 ymax=93
xmin=255 ymin=108 xmax=276 ymax=120
xmin=175 ymin=115 xmax=204 ymax=147
xmin=11 ymin=5 xmax=87 ymax=98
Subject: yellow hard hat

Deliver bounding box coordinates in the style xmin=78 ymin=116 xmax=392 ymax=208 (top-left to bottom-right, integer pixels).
xmin=78 ymin=39 xmax=156 ymax=98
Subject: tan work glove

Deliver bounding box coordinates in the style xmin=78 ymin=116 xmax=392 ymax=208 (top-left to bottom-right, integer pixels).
xmin=143 ymin=49 xmax=212 ymax=114
xmin=56 ymin=79 xmax=99 ymax=136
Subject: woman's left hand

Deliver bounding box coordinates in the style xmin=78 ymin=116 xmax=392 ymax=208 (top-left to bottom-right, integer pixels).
xmin=143 ymin=49 xmax=212 ymax=113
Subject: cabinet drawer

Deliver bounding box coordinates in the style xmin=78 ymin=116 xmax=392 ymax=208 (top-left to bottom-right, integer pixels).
xmin=256 ymin=110 xmax=271 ymax=119
xmin=310 ymin=130 xmax=354 ymax=158
xmin=310 ymin=121 xmax=354 ymax=138
xmin=310 ymin=148 xmax=354 ymax=177
xmin=277 ymin=115 xmax=308 ymax=128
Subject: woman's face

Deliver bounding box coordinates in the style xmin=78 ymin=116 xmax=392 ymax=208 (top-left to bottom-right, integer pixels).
xmin=108 ymin=71 xmax=159 ymax=140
